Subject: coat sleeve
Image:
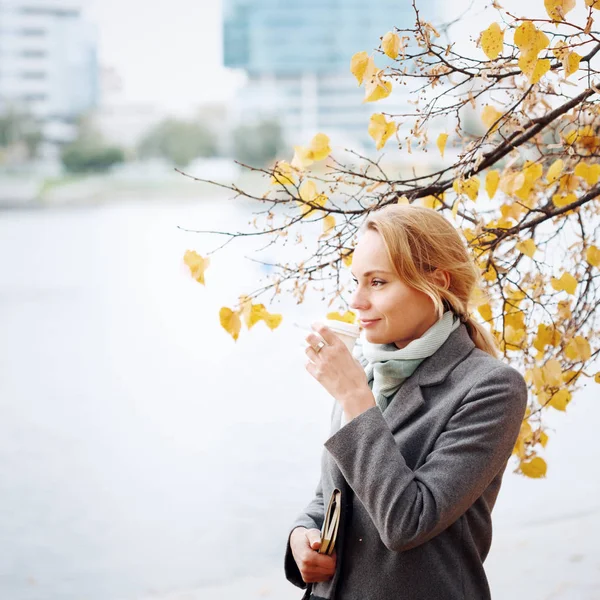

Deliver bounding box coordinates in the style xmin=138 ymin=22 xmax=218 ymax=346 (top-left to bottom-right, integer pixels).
xmin=283 ymin=474 xmax=325 ymax=589
xmin=284 ymin=398 xmax=340 ymax=587
xmin=323 ymin=364 xmax=527 ymax=552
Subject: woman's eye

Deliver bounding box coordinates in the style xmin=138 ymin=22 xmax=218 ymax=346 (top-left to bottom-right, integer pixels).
xmin=351 ymin=279 xmax=385 ymax=287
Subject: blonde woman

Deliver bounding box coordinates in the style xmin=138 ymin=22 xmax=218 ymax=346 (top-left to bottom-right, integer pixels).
xmin=285 ymin=204 xmax=528 ymax=600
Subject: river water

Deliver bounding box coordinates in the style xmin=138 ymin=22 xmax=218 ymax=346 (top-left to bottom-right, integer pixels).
xmin=0 ymin=198 xmax=598 ymax=600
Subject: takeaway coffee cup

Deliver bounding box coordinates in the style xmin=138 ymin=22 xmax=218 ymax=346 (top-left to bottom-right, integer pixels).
xmin=295 ymin=319 xmax=361 ymax=353
xmin=321 ymin=319 xmax=361 ymax=352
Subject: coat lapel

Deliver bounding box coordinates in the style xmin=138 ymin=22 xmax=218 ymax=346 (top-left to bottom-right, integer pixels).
xmin=383 ymin=324 xmax=475 ymax=433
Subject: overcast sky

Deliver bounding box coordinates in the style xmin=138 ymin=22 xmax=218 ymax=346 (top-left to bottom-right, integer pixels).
xmin=85 ymin=0 xmax=242 ymax=115
xmin=84 ymin=0 xmax=568 ymax=116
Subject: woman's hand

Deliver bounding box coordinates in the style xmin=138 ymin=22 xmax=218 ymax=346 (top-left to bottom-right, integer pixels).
xmin=305 ymin=323 xmax=375 ymax=420
xmin=290 ymin=526 xmax=337 ymax=584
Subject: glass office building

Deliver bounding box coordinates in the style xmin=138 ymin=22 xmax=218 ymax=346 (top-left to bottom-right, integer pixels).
xmin=0 ymin=0 xmax=98 ymax=121
xmin=224 ymin=0 xmax=436 ymax=149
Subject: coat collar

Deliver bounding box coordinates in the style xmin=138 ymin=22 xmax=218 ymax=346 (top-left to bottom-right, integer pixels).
xmin=382 ymin=323 xmax=475 ymax=433
xmin=417 ymin=322 xmax=475 ymax=387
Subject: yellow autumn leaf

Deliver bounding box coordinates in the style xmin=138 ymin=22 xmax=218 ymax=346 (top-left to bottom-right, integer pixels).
xmin=290 ymin=134 xmax=331 ymax=169
xmin=298 ymin=180 xmax=327 ymax=217
xmin=544 ymin=0 xmax=576 ymax=22
xmin=350 ymin=51 xmax=370 ymax=85
xmin=574 ymin=162 xmax=600 ymax=186
xmin=183 ymin=250 xmax=210 ymax=285
xmin=326 ymin=310 xmax=356 ymax=324
xmin=291 ymin=145 xmax=314 ymax=170
xmin=505 ymin=325 xmax=526 ymax=347
xmin=595 ymin=372 xmax=600 ymax=383
xmin=322 ymin=214 xmax=336 ymax=234
xmin=552 ymin=192 xmax=576 ymax=208
xmin=563 ymin=370 xmax=581 ymax=384
xmin=505 ymin=309 xmax=525 ymax=331
xmin=486 ymin=170 xmax=500 ymax=198
xmin=238 ymin=293 xmax=252 ymax=318
xmin=543 ymin=359 xmax=563 ymax=387
xmin=586 ymin=0 xmax=600 ymax=8
xmin=533 ymin=324 xmax=561 ymax=352
xmin=341 ymin=250 xmax=353 ymax=267
xmin=558 ymin=299 xmax=572 ymax=319
xmin=502 ymin=163 xmax=538 ymax=203
xmin=481 ymin=261 xmax=497 ymax=282
xmin=368 ymin=113 xmax=397 ymax=150
xmin=586 ymin=245 xmax=600 ymax=267
xmin=219 ymin=307 xmax=242 ymax=341
xmin=470 ymin=285 xmax=489 ymax=307
xmin=481 ymin=105 xmax=503 ymax=133
xmin=549 ymin=389 xmax=572 ymax=411
xmin=564 ymin=125 xmax=600 ymax=152
xmin=453 ymin=177 xmax=480 ymax=201
xmin=500 ymin=171 xmax=525 ymax=196
xmin=397 ymin=195 xmax=409 ymax=205
xmin=565 ymin=336 xmax=592 ymax=361
xmin=515 ymin=238 xmax=537 ymax=258
xmin=363 ymin=56 xmax=392 ymax=103
xmin=553 ymin=41 xmax=582 ymax=78
xmin=244 ymin=303 xmax=267 ymax=330
xmin=519 ymin=56 xmax=551 ymax=84
xmin=521 ymin=456 xmax=547 ymax=478
xmin=478 ymin=303 xmax=493 ymax=322
xmin=298 ymin=179 xmax=318 ymax=205
xmin=546 ymin=159 xmax=563 ymax=183
xmin=513 ymin=420 xmax=533 ymax=459
xmin=480 ymin=22 xmax=504 ymax=60
xmin=262 ymin=311 xmax=283 ymax=330
xmin=382 ymin=31 xmax=401 ymax=59
xmin=309 ymin=133 xmax=331 ymax=161
xmin=271 ymin=161 xmax=297 ymax=186
xmin=552 ymin=41 xmax=568 ymax=60
xmin=365 ymin=79 xmax=392 ymax=103
xmin=558 ymin=172 xmax=578 ymax=194
xmin=514 ymin=21 xmax=549 ymax=57
xmin=564 ymin=51 xmax=581 ymax=77
xmin=240 ymin=301 xmax=282 ymax=331
xmin=551 ymin=272 xmax=578 ymax=295
xmin=526 ymin=366 xmax=544 ymax=391
xmin=437 ymin=133 xmax=448 ymax=158
xmin=539 ymin=431 xmax=549 ymax=447
xmin=421 ymin=194 xmax=444 ymax=210
xmin=514 ymin=21 xmax=551 ymax=84
xmin=451 ymin=198 xmax=460 ymax=219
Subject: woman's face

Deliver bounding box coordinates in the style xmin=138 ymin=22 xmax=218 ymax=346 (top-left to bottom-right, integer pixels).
xmin=349 ymin=229 xmax=445 ymax=349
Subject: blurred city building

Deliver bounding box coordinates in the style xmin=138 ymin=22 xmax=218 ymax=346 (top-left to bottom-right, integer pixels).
xmin=0 ymin=0 xmax=98 ymax=146
xmin=92 ymin=65 xmax=167 ymax=150
xmin=223 ymin=0 xmax=436 ymax=151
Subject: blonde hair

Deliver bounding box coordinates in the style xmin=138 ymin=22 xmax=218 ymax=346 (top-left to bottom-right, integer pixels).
xmin=359 ymin=204 xmax=499 ymax=357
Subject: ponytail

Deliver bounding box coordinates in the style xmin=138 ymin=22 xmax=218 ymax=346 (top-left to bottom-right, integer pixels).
xmin=462 ymin=315 xmax=499 ymax=357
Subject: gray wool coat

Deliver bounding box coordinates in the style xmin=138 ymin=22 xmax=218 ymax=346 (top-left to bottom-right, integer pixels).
xmin=284 ymin=323 xmax=528 ymax=600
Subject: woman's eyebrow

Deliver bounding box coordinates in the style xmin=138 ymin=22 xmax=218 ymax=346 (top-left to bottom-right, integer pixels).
xmin=350 ymin=269 xmax=393 ymax=278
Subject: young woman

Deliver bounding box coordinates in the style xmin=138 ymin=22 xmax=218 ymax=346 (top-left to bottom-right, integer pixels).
xmin=284 ymin=204 xmax=528 ymax=600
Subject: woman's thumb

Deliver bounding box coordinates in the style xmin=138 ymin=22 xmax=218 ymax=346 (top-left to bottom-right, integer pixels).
xmin=307 ymin=529 xmax=321 ymax=550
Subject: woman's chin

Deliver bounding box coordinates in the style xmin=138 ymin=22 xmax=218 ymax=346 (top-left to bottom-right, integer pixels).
xmin=364 ymin=331 xmax=388 ymax=344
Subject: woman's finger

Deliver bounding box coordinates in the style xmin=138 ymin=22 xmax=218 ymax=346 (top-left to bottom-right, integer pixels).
xmin=305 ymin=332 xmax=327 ymax=349
xmin=310 ymin=323 xmax=337 ymax=345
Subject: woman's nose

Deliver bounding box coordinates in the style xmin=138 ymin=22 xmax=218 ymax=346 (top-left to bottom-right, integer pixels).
xmin=349 ymin=290 xmax=369 ymax=310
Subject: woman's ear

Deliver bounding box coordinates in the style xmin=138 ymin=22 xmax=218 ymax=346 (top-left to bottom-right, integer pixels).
xmin=432 ymin=269 xmax=451 ymax=290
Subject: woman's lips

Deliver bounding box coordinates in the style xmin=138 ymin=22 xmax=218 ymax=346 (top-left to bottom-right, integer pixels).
xmin=359 ymin=319 xmax=380 ymax=328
